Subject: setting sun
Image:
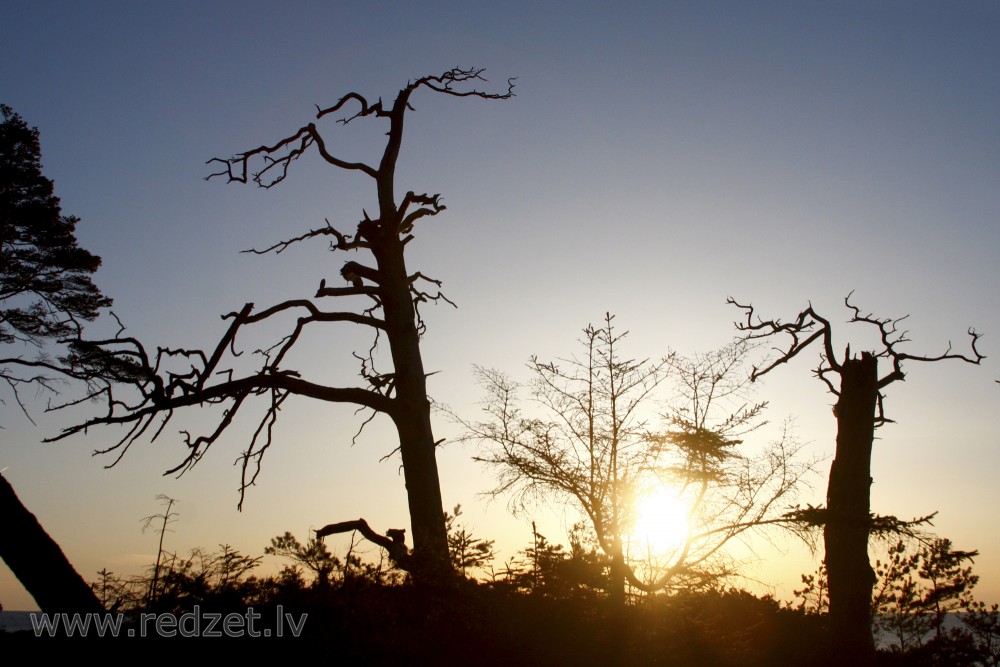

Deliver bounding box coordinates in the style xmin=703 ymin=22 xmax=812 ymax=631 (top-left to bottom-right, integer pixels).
xmin=631 ymin=487 xmax=691 ymax=556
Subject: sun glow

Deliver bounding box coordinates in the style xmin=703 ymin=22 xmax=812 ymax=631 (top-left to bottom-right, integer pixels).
xmin=631 ymin=486 xmax=691 ymax=555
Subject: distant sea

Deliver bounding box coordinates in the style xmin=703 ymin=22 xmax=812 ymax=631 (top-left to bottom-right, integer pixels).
xmin=874 ymin=613 xmax=969 ymax=650
xmin=0 ymin=611 xmax=35 ymax=634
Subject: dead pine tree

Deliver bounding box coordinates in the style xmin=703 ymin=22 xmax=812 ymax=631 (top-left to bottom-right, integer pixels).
xmin=55 ymin=68 xmax=514 ymax=586
xmin=141 ymin=494 xmax=178 ymax=606
xmin=729 ymin=293 xmax=984 ymax=664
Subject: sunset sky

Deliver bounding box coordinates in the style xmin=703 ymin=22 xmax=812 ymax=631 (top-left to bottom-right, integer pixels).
xmin=2 ymin=1 xmax=998 ymax=611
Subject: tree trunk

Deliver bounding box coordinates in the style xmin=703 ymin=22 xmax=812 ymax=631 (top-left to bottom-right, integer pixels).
xmin=394 ymin=403 xmax=451 ymax=581
xmin=825 ymin=352 xmax=878 ymax=662
xmin=0 ymin=472 xmax=104 ymax=614
xmin=376 ymin=234 xmax=451 ymax=584
xmin=608 ymin=549 xmax=627 ymax=607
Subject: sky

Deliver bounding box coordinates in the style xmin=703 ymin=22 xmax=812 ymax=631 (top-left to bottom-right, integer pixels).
xmin=2 ymin=1 xmax=998 ymax=611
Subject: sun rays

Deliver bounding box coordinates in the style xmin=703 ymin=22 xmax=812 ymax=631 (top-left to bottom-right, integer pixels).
xmin=630 ymin=485 xmax=691 ymax=557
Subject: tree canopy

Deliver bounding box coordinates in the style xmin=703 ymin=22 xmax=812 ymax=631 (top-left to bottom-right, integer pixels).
xmin=462 ymin=314 xmax=811 ymax=603
xmin=0 ymin=104 xmax=111 ymax=413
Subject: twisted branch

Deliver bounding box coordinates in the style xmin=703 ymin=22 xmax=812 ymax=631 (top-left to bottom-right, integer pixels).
xmin=729 ymin=293 xmax=984 ymax=412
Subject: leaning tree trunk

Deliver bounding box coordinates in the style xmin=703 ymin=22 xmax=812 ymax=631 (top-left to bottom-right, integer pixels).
xmin=373 ymin=224 xmax=451 ymax=583
xmin=0 ymin=472 xmax=104 ymax=614
xmin=825 ymin=352 xmax=878 ymax=662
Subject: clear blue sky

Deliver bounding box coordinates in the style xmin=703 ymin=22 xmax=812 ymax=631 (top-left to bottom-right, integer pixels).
xmin=2 ymin=0 xmax=998 ymax=611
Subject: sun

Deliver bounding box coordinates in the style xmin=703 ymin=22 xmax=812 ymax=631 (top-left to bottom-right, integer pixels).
xmin=631 ymin=486 xmax=691 ymax=555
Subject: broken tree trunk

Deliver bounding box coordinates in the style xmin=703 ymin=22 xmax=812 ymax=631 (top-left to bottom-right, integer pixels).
xmin=825 ymin=352 xmax=878 ymax=663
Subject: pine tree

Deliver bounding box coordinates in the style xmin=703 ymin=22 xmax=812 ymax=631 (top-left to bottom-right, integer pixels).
xmin=1 ymin=104 xmax=111 ymax=409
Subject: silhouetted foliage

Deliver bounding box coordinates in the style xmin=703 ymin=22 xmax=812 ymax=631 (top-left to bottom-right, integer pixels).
xmin=266 ymin=531 xmax=340 ymax=589
xmin=873 ymin=538 xmax=984 ymax=661
xmin=153 ymin=544 xmax=263 ymax=612
xmin=793 ymin=562 xmax=830 ymax=615
xmin=50 ymin=69 xmax=514 ymax=585
xmin=961 ymin=600 xmax=1000 ymax=666
xmin=276 ymin=528 xmax=406 ymax=591
xmin=444 ymin=504 xmax=495 ymax=579
xmin=103 ymin=544 xmax=264 ymax=615
xmin=490 ymin=523 xmax=608 ymax=600
xmin=795 ymin=538 xmax=1000 ymax=666
xmin=873 ymin=541 xmax=938 ymax=650
xmin=0 ymin=104 xmax=111 ymax=417
xmin=58 ymin=504 xmax=838 ymax=661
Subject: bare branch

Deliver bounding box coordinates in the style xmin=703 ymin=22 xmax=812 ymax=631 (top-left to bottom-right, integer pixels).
xmin=316 ymin=92 xmax=388 ymax=123
xmin=235 ymin=388 xmax=289 ymax=509
xmin=314 ymin=284 xmax=381 ymax=298
xmin=730 ymin=294 xmax=983 ymax=403
xmin=412 ymin=68 xmax=516 ymax=101
xmin=316 ymin=519 xmax=411 ymax=569
xmin=209 ymin=68 xmax=513 ymax=197
xmin=241 ymin=219 xmax=368 ymax=255
xmin=242 ymin=300 xmax=385 ymax=330
xmin=53 ymin=371 xmax=396 ymax=441
xmin=398 ymin=192 xmax=446 ymax=235
xmin=207 ymin=123 xmax=376 ymax=188
xmin=729 ymin=297 xmax=838 ymax=381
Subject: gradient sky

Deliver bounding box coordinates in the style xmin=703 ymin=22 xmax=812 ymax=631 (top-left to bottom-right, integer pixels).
xmin=2 ymin=1 xmax=998 ymax=611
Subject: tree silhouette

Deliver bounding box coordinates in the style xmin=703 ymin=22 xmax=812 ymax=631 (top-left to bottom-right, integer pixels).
xmin=444 ymin=504 xmax=495 ymax=579
xmin=730 ymin=293 xmax=984 ymax=664
xmin=0 ymin=104 xmax=111 ymax=416
xmin=462 ymin=314 xmax=809 ymax=604
xmin=54 ymin=69 xmax=514 ymax=584
xmin=141 ymin=494 xmax=178 ymax=606
xmin=872 ymin=538 xmax=979 ymax=652
xmin=497 ymin=522 xmax=608 ymax=599
xmin=265 ymin=531 xmax=339 ymax=588
xmin=0 ymin=104 xmax=108 ymax=615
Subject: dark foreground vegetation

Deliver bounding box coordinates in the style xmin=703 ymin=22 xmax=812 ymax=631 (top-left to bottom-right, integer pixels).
xmin=4 ymin=561 xmax=824 ymax=665
xmin=4 ymin=527 xmax=998 ymax=667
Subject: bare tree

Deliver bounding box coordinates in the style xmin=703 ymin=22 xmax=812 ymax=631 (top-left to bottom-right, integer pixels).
xmin=460 ymin=314 xmax=809 ymax=605
xmin=53 ymin=68 xmax=514 ymax=584
xmin=646 ymin=337 xmax=812 ymax=588
xmin=730 ymin=293 xmax=984 ymax=663
xmin=141 ymin=494 xmax=178 ymax=606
